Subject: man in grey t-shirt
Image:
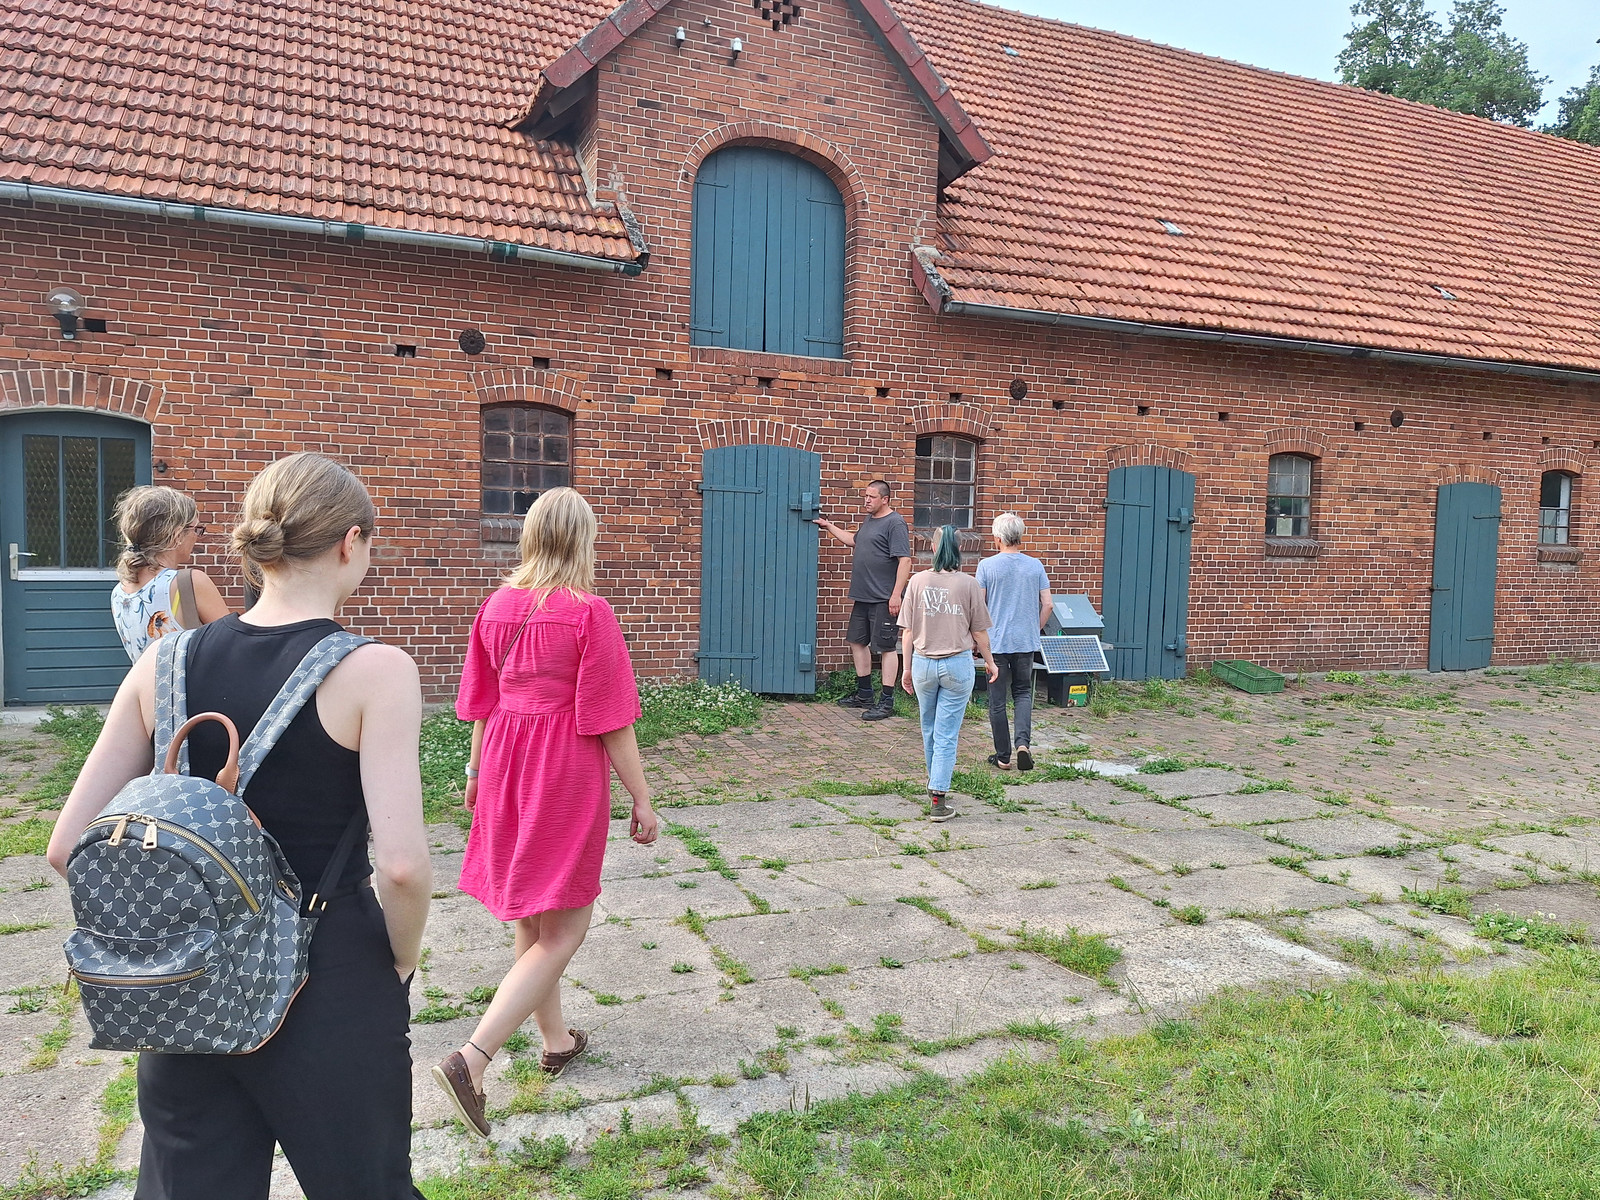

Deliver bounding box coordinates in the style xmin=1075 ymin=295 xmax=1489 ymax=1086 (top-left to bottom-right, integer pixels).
xmin=816 ymin=479 xmax=912 ymax=720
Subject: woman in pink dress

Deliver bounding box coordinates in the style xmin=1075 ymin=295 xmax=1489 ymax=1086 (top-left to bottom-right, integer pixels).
xmin=433 ymin=488 xmax=657 ymax=1139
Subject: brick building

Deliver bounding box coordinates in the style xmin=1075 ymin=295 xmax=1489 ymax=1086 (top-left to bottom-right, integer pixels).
xmin=2 ymin=0 xmax=1599 ymax=704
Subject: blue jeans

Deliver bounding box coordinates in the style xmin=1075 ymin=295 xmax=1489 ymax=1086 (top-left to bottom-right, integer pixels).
xmin=911 ymin=653 xmax=974 ymax=795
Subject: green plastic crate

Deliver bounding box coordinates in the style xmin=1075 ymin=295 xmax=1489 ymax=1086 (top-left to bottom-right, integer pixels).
xmin=1211 ymin=659 xmax=1285 ymax=694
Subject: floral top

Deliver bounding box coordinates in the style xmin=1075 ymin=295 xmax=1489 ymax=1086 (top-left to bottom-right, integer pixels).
xmin=110 ymin=568 xmax=181 ymax=662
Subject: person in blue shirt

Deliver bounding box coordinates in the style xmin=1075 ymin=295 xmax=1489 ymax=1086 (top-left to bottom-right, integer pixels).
xmin=974 ymin=513 xmax=1052 ymax=771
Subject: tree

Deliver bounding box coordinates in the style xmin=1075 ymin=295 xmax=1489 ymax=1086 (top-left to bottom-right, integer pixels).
xmin=1339 ymin=0 xmax=1547 ymax=127
xmin=1544 ymin=63 xmax=1600 ymax=146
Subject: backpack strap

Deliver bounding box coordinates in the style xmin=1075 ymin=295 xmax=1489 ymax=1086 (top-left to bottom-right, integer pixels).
xmin=235 ymin=632 xmax=374 ymax=795
xmin=171 ymin=568 xmax=199 ymax=630
xmin=152 ymin=627 xmax=200 ymax=776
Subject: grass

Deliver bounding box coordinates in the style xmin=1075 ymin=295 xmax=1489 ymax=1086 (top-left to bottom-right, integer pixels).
xmin=25 ymin=982 xmax=77 ymax=1070
xmin=418 ymin=712 xmax=473 ymax=829
xmin=636 ymin=678 xmax=763 ymax=746
xmin=1009 ymin=923 xmax=1123 ymax=983
xmin=790 ymin=963 xmax=849 ymax=981
xmin=1474 ymin=911 xmax=1589 ymax=949
xmin=665 ymin=823 xmax=739 ymax=880
xmin=895 ymin=895 xmax=959 ymax=927
xmin=0 ymin=818 xmax=54 ymax=860
xmin=19 ymin=706 xmax=104 ymax=806
xmin=731 ymin=948 xmax=1600 ymax=1200
xmin=0 ymin=921 xmax=52 ymax=935
xmin=1402 ymin=883 xmax=1474 ymax=919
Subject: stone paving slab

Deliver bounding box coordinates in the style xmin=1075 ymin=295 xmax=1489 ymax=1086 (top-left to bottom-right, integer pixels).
xmin=0 ymin=926 xmax=66 ymax=995
xmin=713 ymin=822 xmax=897 ymax=865
xmin=1191 ymin=792 xmax=1333 ymax=825
xmin=0 ymin=1048 xmax=124 ymax=1184
xmin=1145 ymin=863 xmax=1359 ymax=917
xmin=1359 ymin=903 xmax=1480 ymax=951
xmin=671 ymin=799 xmax=852 ymax=834
xmin=786 ymin=855 xmax=972 ymax=904
xmin=600 ymin=833 xmax=703 ymax=880
xmin=927 ymin=840 xmax=1132 ymax=890
xmin=806 ymin=958 xmax=1126 ymax=1042
xmin=940 ymin=880 xmax=1174 ymax=940
xmin=1263 ymin=814 xmax=1416 ymax=857
xmin=1088 ymin=825 xmax=1284 ymax=872
xmin=1482 ymin=830 xmax=1600 ymax=871
xmin=595 ymin=872 xmax=754 ymax=921
xmin=1111 ymin=919 xmax=1354 ymax=1013
xmin=737 ymin=868 xmax=852 ymax=913
xmin=1470 ymin=882 xmax=1600 ymax=927
xmin=1075 ymin=797 xmax=1214 ymax=831
xmin=564 ymin=919 xmax=724 ymax=999
xmin=706 ymin=903 xmax=972 ymax=979
xmin=1132 ymin=768 xmax=1253 ymax=799
xmin=1302 ymin=855 xmax=1498 ymax=902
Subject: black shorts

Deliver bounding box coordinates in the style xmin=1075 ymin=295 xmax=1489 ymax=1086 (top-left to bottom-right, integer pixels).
xmin=847 ymin=600 xmax=900 ymax=654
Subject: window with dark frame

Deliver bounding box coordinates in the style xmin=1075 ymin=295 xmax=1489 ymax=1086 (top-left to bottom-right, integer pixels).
xmin=1540 ymin=470 xmax=1573 ymax=545
xmin=914 ymin=435 xmax=976 ymax=529
xmin=1266 ymin=453 xmax=1313 ymax=538
xmin=481 ymin=405 xmax=571 ymax=519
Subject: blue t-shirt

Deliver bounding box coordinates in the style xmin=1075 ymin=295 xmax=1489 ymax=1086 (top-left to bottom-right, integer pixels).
xmin=975 ymin=552 xmax=1050 ymax=654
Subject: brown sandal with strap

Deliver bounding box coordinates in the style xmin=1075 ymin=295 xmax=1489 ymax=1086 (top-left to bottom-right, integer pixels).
xmin=540 ymin=1028 xmax=589 ymax=1076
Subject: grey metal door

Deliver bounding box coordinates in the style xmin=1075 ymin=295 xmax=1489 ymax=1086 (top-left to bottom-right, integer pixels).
xmin=1 ymin=412 xmax=149 ymax=705
xmin=698 ymin=444 xmax=820 ymax=694
xmin=1429 ymin=482 xmax=1501 ymax=672
xmin=1101 ymin=465 xmax=1195 ymax=680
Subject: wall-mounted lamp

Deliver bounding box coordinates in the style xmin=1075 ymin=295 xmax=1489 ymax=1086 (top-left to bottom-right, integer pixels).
xmin=673 ymin=25 xmax=686 ymax=46
xmin=729 ymin=37 xmax=742 ymax=62
xmin=47 ymin=287 xmax=85 ymax=340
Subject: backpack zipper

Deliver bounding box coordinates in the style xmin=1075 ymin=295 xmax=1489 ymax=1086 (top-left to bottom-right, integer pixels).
xmin=70 ymin=966 xmax=207 ymax=987
xmin=86 ymin=815 xmax=261 ymax=914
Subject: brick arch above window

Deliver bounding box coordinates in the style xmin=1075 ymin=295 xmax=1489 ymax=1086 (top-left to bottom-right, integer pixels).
xmin=0 ymin=365 xmax=160 ymax=423
xmin=1431 ymin=463 xmax=1502 ymax=487
xmin=695 ymin=419 xmax=819 ymax=454
xmin=909 ymin=399 xmax=993 ymax=440
xmin=681 ymin=123 xmax=868 ymax=215
xmin=1262 ymin=428 xmax=1328 ymax=459
xmin=1538 ymin=446 xmax=1587 ymax=474
xmin=1105 ymin=442 xmax=1193 ymax=472
xmin=473 ymin=366 xmax=584 ymax=414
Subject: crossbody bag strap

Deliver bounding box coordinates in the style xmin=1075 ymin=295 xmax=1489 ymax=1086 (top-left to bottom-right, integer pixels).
xmin=497 ymin=589 xmax=547 ymax=671
xmin=235 ymin=631 xmax=374 ymax=795
xmin=171 ymin=568 xmax=199 ymax=630
xmin=151 ymin=627 xmax=199 ymax=775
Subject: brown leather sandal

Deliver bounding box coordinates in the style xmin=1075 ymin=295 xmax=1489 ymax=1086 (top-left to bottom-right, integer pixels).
xmin=432 ymin=1050 xmax=491 ymax=1139
xmin=540 ymin=1028 xmax=589 ymax=1076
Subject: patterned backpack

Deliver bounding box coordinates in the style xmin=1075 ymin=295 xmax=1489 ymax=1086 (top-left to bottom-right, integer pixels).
xmin=64 ymin=627 xmax=371 ymax=1054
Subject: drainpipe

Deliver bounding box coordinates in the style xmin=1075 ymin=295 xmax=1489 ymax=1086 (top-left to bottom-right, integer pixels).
xmin=0 ymin=182 xmax=646 ymax=276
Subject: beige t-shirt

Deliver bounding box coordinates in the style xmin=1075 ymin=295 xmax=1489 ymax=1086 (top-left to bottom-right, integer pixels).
xmin=898 ymin=570 xmax=991 ymax=658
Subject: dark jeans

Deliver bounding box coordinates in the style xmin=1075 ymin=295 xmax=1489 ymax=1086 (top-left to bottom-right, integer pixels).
xmin=988 ymin=651 xmax=1035 ymax=760
xmin=134 ymin=888 xmax=424 ymax=1200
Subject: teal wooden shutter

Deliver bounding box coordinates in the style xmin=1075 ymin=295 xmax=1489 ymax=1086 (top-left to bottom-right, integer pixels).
xmin=1429 ymin=483 xmax=1500 ymax=671
xmin=699 ymin=444 xmax=821 ymax=693
xmin=1101 ymin=466 xmax=1194 ymax=681
xmin=690 ymin=148 xmax=844 ymax=358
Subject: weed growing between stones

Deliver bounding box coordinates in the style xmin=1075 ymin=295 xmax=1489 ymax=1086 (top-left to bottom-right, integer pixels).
xmin=1009 ymin=923 xmax=1123 ymax=983
xmin=18 ymin=706 xmax=103 ymax=807
xmin=1473 ymin=911 xmax=1589 ymax=949
xmin=1402 ymin=884 xmax=1474 ymax=918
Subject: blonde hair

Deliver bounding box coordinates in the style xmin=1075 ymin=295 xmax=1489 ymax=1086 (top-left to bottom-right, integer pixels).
xmin=232 ymin=452 xmax=374 ymax=588
xmin=507 ymin=488 xmax=596 ymax=595
xmin=114 ymin=486 xmax=197 ymax=584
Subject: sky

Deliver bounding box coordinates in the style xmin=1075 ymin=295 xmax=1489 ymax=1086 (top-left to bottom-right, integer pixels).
xmin=1007 ymin=0 xmax=1597 ymax=125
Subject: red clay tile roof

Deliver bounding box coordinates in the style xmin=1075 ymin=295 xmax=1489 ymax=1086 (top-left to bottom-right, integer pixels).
xmin=0 ymin=0 xmax=638 ymax=261
xmin=899 ymin=0 xmax=1600 ymax=374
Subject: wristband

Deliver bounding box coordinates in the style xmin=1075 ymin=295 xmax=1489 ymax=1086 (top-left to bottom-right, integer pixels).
xmin=464 ymin=766 xmax=479 ymax=779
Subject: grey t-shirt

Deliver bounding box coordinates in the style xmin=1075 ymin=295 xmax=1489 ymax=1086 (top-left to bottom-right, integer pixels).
xmin=848 ymin=511 xmax=912 ymax=602
xmin=975 ymin=551 xmax=1050 ymax=654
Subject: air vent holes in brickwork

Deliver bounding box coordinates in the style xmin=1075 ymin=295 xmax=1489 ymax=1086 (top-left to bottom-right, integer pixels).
xmin=754 ymin=0 xmax=802 ymax=31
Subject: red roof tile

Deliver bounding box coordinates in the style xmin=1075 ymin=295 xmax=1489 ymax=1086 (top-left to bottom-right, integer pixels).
xmin=0 ymin=0 xmax=638 ymax=261
xmin=897 ymin=0 xmax=1600 ymax=373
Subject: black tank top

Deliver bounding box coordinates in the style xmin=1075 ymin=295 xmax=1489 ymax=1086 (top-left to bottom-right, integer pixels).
xmin=181 ymin=615 xmax=371 ymax=894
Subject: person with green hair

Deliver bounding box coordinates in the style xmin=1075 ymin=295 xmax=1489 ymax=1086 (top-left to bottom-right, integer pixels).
xmin=897 ymin=526 xmax=998 ymax=821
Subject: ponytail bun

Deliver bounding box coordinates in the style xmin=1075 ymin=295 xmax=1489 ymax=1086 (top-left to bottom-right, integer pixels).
xmin=232 ymin=516 xmax=286 ymax=565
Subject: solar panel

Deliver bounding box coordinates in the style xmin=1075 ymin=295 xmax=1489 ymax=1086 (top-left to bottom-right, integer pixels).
xmin=1038 ymin=635 xmax=1109 ymax=674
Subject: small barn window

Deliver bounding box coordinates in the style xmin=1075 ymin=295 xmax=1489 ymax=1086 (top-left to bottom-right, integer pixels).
xmin=1540 ymin=471 xmax=1573 ymax=545
xmin=482 ymin=405 xmax=570 ymax=519
xmin=914 ymin=435 xmax=976 ymax=529
xmin=1266 ymin=454 xmax=1313 ymax=538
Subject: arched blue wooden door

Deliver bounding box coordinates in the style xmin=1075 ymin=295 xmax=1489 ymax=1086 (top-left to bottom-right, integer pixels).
xmin=1 ymin=411 xmax=150 ymax=704
xmin=699 ymin=445 xmax=821 ymax=694
xmin=690 ymin=147 xmax=846 ymax=358
xmin=1429 ymin=482 xmax=1500 ymax=671
xmin=1101 ymin=466 xmax=1194 ymax=680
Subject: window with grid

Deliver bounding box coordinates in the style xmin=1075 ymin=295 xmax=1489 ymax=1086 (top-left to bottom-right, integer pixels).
xmin=1266 ymin=454 xmax=1313 ymax=538
xmin=1540 ymin=471 xmax=1573 ymax=545
xmin=481 ymin=405 xmax=570 ymax=518
xmin=913 ymin=435 xmax=976 ymax=529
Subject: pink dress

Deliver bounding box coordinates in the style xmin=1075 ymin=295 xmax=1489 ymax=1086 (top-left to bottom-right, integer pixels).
xmin=456 ymin=587 xmax=641 ymax=920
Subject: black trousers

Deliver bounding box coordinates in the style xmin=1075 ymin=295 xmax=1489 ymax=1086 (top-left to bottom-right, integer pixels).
xmin=987 ymin=651 xmax=1035 ymax=760
xmin=134 ymin=888 xmax=424 ymax=1200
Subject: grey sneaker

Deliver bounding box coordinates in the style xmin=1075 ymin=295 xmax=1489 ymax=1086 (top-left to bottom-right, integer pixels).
xmin=861 ymin=698 xmax=895 ymax=721
xmin=928 ymin=797 xmax=956 ymax=822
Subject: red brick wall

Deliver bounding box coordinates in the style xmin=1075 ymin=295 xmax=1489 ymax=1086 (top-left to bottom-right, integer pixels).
xmin=3 ymin=0 xmax=1598 ymax=699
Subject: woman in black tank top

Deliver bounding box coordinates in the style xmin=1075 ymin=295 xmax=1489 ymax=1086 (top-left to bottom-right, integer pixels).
xmin=49 ymin=453 xmax=433 ymax=1200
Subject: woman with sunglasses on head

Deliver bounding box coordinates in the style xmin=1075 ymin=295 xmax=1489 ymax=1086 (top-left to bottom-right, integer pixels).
xmin=110 ymin=485 xmax=231 ymax=661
